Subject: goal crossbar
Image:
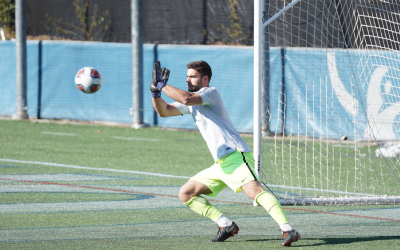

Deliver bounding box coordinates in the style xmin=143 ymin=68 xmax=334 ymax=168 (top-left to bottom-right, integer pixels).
xmin=262 ymin=0 xmax=301 ymax=28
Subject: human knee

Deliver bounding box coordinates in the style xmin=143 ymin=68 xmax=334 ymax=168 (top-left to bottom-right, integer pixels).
xmin=248 ymin=189 xmax=263 ymax=200
xmin=242 ymin=181 xmax=265 ymax=200
xmin=180 ymin=180 xmax=212 ymax=202
xmin=178 ymin=185 xmax=193 ymax=203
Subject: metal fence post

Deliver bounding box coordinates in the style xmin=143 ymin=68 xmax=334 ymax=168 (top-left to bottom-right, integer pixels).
xmin=131 ymin=0 xmax=148 ymax=129
xmin=13 ymin=0 xmax=28 ymax=120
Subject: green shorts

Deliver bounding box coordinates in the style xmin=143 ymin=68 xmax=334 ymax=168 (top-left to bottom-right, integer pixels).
xmin=190 ymin=150 xmax=259 ymax=197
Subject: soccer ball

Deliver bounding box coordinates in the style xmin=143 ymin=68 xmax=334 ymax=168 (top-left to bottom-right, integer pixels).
xmin=75 ymin=67 xmax=103 ymax=94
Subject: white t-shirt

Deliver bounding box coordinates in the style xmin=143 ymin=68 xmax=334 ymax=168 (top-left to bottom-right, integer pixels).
xmin=173 ymin=87 xmax=252 ymax=162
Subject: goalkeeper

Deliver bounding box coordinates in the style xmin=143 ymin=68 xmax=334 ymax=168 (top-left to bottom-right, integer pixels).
xmin=150 ymin=60 xmax=300 ymax=247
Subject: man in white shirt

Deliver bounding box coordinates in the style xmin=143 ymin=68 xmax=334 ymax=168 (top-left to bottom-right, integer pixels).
xmin=150 ymin=60 xmax=300 ymax=247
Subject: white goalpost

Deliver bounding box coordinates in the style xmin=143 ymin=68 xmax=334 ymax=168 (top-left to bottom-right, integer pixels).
xmin=254 ymin=0 xmax=400 ymax=205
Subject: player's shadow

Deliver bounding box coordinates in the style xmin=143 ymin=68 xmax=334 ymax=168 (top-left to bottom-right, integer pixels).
xmin=247 ymin=236 xmax=400 ymax=247
xmin=311 ymin=236 xmax=400 ymax=247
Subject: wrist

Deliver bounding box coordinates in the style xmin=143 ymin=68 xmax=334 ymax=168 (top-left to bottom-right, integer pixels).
xmin=156 ymin=81 xmax=166 ymax=91
xmin=151 ymin=92 xmax=161 ymax=98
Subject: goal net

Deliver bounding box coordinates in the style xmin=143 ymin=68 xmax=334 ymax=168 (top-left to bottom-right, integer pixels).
xmin=258 ymin=0 xmax=400 ymax=205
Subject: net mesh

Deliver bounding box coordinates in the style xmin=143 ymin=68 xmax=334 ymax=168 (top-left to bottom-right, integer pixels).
xmin=262 ymin=0 xmax=400 ymax=205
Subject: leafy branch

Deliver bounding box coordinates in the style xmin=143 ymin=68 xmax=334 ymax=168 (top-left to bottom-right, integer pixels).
xmin=211 ymin=0 xmax=249 ymax=45
xmin=46 ymin=0 xmax=110 ymax=41
xmin=0 ymin=0 xmax=15 ymax=39
xmin=224 ymin=0 xmax=244 ymax=44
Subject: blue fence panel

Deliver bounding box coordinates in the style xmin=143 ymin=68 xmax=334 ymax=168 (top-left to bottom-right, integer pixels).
xmin=0 ymin=41 xmax=39 ymax=117
xmin=39 ymin=41 xmax=133 ymax=123
xmin=142 ymin=44 xmax=157 ymax=126
xmin=7 ymin=42 xmax=397 ymax=139
xmin=27 ymin=41 xmax=40 ymax=117
xmin=284 ymin=49 xmax=356 ymax=139
xmin=268 ymin=48 xmax=284 ymax=135
xmin=1 ymin=41 xmax=256 ymax=133
xmin=283 ymin=49 xmax=400 ymax=140
xmin=0 ymin=41 xmax=17 ymax=116
xmin=348 ymin=50 xmax=400 ymax=140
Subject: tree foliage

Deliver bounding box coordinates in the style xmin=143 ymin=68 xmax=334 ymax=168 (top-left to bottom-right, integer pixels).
xmin=46 ymin=0 xmax=110 ymax=41
xmin=213 ymin=0 xmax=249 ymax=45
xmin=0 ymin=0 xmax=15 ymax=39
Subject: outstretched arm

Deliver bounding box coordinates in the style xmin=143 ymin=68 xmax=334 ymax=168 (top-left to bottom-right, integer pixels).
xmin=150 ymin=60 xmax=184 ymax=117
xmin=150 ymin=60 xmax=203 ymax=117
xmin=152 ymin=97 xmax=182 ymax=117
xmin=161 ymin=85 xmax=202 ymax=106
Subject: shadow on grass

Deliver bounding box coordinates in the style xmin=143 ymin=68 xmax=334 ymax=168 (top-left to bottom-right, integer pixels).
xmin=247 ymin=236 xmax=400 ymax=247
xmin=310 ymin=236 xmax=400 ymax=247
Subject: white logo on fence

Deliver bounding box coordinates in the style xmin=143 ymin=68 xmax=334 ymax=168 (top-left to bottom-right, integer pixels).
xmin=327 ymin=52 xmax=400 ymax=140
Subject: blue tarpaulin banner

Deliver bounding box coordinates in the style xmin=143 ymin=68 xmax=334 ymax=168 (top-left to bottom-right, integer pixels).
xmin=1 ymin=41 xmax=399 ymax=139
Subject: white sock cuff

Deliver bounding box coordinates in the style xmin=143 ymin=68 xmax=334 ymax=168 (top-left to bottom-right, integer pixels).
xmin=280 ymin=223 xmax=293 ymax=232
xmin=216 ymin=214 xmax=233 ymax=227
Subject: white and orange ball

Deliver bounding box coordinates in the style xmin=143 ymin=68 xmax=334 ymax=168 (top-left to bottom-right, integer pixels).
xmin=75 ymin=67 xmax=103 ymax=94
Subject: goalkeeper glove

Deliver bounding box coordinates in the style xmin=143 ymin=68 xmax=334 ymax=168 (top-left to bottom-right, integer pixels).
xmin=150 ymin=60 xmax=170 ymax=98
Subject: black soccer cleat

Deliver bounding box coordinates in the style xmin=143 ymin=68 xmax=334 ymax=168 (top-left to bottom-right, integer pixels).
xmin=208 ymin=222 xmax=239 ymax=242
xmin=281 ymin=229 xmax=301 ymax=247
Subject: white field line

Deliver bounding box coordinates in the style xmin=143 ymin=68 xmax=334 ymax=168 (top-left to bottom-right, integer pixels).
xmin=41 ymin=131 xmax=76 ymax=136
xmin=0 ymin=158 xmax=377 ymax=197
xmin=40 ymin=132 xmax=158 ymax=141
xmin=0 ymin=159 xmax=189 ymax=179
xmin=112 ymin=136 xmax=159 ymax=141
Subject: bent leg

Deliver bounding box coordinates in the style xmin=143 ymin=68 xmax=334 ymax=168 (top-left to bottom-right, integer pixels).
xmin=179 ymin=180 xmax=212 ymax=203
xmin=242 ymin=181 xmax=289 ymax=226
xmin=179 ymin=180 xmax=223 ymax=223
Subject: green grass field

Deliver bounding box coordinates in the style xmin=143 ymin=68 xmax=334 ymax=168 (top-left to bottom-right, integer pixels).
xmin=0 ymin=119 xmax=399 ymax=249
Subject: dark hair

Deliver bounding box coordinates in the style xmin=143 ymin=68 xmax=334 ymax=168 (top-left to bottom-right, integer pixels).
xmin=187 ymin=61 xmax=212 ymax=82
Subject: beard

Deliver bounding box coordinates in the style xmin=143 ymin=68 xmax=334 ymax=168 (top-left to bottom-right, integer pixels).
xmin=188 ymin=85 xmax=201 ymax=92
xmin=188 ymin=76 xmax=206 ymax=92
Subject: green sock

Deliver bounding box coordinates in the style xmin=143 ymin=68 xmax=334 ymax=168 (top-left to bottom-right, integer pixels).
xmin=184 ymin=196 xmax=222 ymax=222
xmin=255 ymin=191 xmax=288 ymax=226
